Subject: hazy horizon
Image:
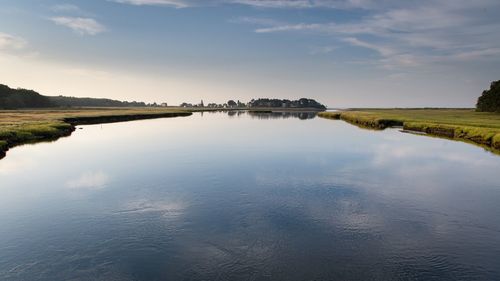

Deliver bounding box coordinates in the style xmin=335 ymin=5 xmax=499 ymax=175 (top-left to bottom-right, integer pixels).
xmin=1 ymin=0 xmax=499 ymax=107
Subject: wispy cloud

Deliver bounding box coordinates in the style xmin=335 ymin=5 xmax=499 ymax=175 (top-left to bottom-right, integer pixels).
xmin=239 ymin=0 xmax=500 ymax=68
xmin=229 ymin=0 xmax=356 ymax=9
xmin=0 ymin=32 xmax=26 ymax=50
xmin=51 ymin=4 xmax=82 ymax=13
xmin=342 ymin=37 xmax=394 ymax=57
xmin=309 ymin=45 xmax=337 ymax=55
xmin=49 ymin=0 xmax=500 ymax=71
xmin=110 ymin=0 xmax=383 ymax=9
xmin=50 ymin=17 xmax=106 ymax=35
xmin=110 ymin=0 xmax=192 ymax=8
xmin=0 ymin=32 xmax=39 ymax=59
xmin=229 ymin=16 xmax=282 ymax=26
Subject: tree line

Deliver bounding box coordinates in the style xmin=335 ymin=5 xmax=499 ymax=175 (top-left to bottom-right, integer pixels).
xmin=248 ymin=98 xmax=326 ymax=109
xmin=0 ymin=84 xmax=165 ymax=109
xmin=180 ymin=98 xmax=327 ymax=109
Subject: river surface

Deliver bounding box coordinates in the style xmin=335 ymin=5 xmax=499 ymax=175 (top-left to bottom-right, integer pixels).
xmin=1 ymin=111 xmax=500 ymax=281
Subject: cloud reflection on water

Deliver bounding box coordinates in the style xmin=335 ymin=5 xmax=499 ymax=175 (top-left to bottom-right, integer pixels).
xmin=65 ymin=171 xmax=110 ymax=190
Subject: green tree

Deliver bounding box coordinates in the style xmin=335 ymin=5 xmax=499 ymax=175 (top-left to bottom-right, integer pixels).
xmin=477 ymin=80 xmax=500 ymax=112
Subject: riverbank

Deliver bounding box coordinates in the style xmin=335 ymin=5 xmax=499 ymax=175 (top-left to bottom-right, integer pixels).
xmin=0 ymin=106 xmax=329 ymax=159
xmin=0 ymin=108 xmax=192 ymax=159
xmin=319 ymin=109 xmax=500 ymax=152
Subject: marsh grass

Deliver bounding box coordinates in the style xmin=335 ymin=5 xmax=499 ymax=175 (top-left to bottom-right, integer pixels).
xmin=319 ymin=109 xmax=500 ymax=152
xmin=0 ymin=108 xmax=191 ymax=159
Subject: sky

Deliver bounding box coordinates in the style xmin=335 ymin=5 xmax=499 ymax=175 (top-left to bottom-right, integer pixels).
xmin=0 ymin=0 xmax=499 ymax=107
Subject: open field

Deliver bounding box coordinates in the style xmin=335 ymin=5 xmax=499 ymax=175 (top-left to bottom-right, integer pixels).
xmin=0 ymin=108 xmax=192 ymax=159
xmin=319 ymin=109 xmax=500 ymax=152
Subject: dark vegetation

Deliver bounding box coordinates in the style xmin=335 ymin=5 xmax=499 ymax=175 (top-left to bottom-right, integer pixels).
xmin=181 ymin=98 xmax=326 ymax=110
xmin=248 ymin=111 xmax=317 ymax=120
xmin=0 ymin=84 xmax=54 ymax=108
xmin=50 ymin=96 xmax=150 ymax=107
xmin=0 ymin=84 xmax=161 ymax=109
xmin=248 ymin=98 xmax=326 ymax=109
xmin=476 ymin=80 xmax=500 ymax=112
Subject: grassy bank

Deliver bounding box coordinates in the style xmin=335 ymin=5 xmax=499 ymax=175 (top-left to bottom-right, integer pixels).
xmin=0 ymin=108 xmax=191 ymax=159
xmin=318 ymin=109 xmax=500 ymax=152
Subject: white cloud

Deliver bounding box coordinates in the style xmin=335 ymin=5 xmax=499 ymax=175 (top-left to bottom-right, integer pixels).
xmin=450 ymin=48 xmax=500 ymax=61
xmin=228 ymin=0 xmax=397 ymax=9
xmin=50 ymin=17 xmax=106 ymax=35
xmin=51 ymin=4 xmax=82 ymax=13
xmin=229 ymin=0 xmax=347 ymax=9
xmin=110 ymin=0 xmax=192 ymax=8
xmin=255 ymin=23 xmax=325 ymax=33
xmin=342 ymin=37 xmax=394 ymax=57
xmin=110 ymin=0 xmax=382 ymax=9
xmin=0 ymin=32 xmax=26 ymax=50
xmin=66 ymin=171 xmax=110 ymax=189
xmin=229 ymin=16 xmax=282 ymax=26
xmin=309 ymin=45 xmax=337 ymax=55
xmin=242 ymin=0 xmax=500 ymax=68
xmin=0 ymin=32 xmax=39 ymax=61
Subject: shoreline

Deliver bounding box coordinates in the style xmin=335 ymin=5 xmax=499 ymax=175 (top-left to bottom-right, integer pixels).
xmin=318 ymin=110 xmax=500 ymax=153
xmin=7 ymin=108 xmax=499 ymax=160
xmin=0 ymin=109 xmax=192 ymax=160
xmin=0 ymin=107 xmax=324 ymax=160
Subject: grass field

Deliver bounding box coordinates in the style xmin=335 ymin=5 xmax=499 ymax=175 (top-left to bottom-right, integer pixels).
xmin=0 ymin=108 xmax=191 ymax=159
xmin=318 ymin=109 xmax=500 ymax=152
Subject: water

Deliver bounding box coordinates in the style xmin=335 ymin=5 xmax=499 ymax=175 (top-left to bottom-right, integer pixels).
xmin=1 ymin=111 xmax=500 ymax=281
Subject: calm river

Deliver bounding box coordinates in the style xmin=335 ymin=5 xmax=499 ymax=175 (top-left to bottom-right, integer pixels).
xmin=1 ymin=111 xmax=500 ymax=280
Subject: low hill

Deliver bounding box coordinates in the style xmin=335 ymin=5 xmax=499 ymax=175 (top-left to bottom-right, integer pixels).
xmin=49 ymin=96 xmax=147 ymax=107
xmin=0 ymin=84 xmax=54 ymax=109
xmin=0 ymin=84 xmax=147 ymax=109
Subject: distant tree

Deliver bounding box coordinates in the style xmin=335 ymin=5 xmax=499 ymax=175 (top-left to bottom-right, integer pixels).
xmin=247 ymin=98 xmax=326 ymax=109
xmin=237 ymin=100 xmax=246 ymax=107
xmin=477 ymin=80 xmax=500 ymax=112
xmin=227 ymin=100 xmax=237 ymax=108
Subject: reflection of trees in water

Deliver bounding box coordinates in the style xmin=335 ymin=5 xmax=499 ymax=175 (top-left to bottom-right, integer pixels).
xmin=247 ymin=111 xmax=317 ymax=120
xmin=199 ymin=110 xmax=317 ymax=119
xmin=227 ymin=111 xmax=245 ymax=117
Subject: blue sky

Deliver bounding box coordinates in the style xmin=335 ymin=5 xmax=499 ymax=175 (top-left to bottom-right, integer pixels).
xmin=0 ymin=0 xmax=499 ymax=107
